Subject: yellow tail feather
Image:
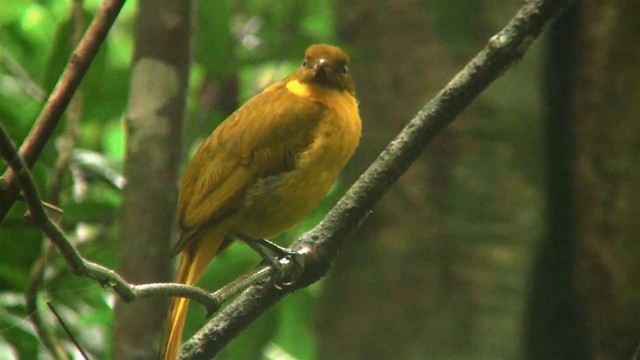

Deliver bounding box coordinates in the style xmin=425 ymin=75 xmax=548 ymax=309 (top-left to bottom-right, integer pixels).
xmin=162 ymin=230 xmax=224 ymax=360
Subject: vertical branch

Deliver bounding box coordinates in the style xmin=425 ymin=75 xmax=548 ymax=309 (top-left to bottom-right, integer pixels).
xmin=112 ymin=0 xmax=193 ymax=358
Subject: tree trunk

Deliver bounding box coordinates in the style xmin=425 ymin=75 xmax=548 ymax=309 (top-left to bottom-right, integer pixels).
xmin=525 ymin=1 xmax=640 ymax=359
xmin=523 ymin=5 xmax=589 ymax=359
xmin=113 ymin=0 xmax=192 ymax=358
xmin=572 ymin=1 xmax=640 ymax=358
xmin=524 ymin=6 xmax=588 ymax=360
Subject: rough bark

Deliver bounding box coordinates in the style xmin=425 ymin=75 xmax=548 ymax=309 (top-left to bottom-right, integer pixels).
xmin=113 ymin=0 xmax=192 ymax=358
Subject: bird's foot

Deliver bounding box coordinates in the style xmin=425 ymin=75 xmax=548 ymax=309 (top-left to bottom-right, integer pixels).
xmin=234 ymin=233 xmax=306 ymax=288
xmin=271 ymin=250 xmax=306 ymax=289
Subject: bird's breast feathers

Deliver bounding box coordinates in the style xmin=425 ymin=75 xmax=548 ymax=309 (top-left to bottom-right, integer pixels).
xmin=284 ymin=78 xmax=361 ymax=169
xmin=235 ymin=79 xmax=361 ymax=237
xmin=176 ymin=76 xmax=361 ymax=239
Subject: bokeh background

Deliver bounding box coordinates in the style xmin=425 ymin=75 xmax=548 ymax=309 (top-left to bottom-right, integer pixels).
xmin=1 ymin=0 xmax=639 ymax=359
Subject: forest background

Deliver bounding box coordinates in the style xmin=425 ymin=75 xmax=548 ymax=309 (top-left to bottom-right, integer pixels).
xmin=0 ymin=0 xmax=638 ymax=359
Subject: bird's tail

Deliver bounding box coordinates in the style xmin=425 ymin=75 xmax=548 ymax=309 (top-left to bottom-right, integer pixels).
xmin=162 ymin=230 xmax=224 ymax=360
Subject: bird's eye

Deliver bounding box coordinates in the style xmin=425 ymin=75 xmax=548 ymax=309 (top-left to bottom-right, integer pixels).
xmin=341 ymin=65 xmax=349 ymax=74
xmin=302 ymin=60 xmax=307 ymax=67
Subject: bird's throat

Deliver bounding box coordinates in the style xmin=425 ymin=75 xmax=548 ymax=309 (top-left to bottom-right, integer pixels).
xmin=286 ymin=79 xmax=312 ymax=98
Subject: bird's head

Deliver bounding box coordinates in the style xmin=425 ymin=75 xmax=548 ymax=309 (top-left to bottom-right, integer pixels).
xmin=296 ymin=44 xmax=355 ymax=95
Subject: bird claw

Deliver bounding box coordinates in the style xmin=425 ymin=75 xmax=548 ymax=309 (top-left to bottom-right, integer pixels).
xmin=272 ymin=251 xmax=305 ymax=289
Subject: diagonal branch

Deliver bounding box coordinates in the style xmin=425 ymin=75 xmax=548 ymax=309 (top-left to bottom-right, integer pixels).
xmin=0 ymin=0 xmax=127 ymax=223
xmin=0 ymin=125 xmax=225 ymax=315
xmin=179 ymin=0 xmax=575 ymax=358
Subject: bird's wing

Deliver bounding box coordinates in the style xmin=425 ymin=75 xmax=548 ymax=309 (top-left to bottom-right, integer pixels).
xmin=171 ymin=81 xmax=325 ymax=255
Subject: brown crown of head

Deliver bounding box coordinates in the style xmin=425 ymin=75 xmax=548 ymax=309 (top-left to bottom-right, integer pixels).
xmin=294 ymin=44 xmax=355 ymax=95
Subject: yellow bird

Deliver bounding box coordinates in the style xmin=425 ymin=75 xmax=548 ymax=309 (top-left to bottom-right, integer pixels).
xmin=162 ymin=44 xmax=361 ymax=359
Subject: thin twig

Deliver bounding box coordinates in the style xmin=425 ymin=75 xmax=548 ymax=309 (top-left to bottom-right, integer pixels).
xmin=179 ymin=0 xmax=575 ymax=358
xmin=26 ymin=244 xmax=68 ymax=360
xmin=46 ymin=302 xmax=90 ymax=360
xmin=0 ymin=44 xmax=46 ymax=102
xmin=0 ymin=0 xmax=126 ymax=223
xmin=0 ymin=125 xmax=221 ymax=315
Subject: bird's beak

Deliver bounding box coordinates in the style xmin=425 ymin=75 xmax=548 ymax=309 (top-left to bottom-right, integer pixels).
xmin=313 ymin=58 xmax=327 ymax=75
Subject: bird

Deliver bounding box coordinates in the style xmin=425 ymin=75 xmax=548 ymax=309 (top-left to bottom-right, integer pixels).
xmin=162 ymin=43 xmax=361 ymax=360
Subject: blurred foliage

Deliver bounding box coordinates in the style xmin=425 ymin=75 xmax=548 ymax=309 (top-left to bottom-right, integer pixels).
xmin=0 ymin=0 xmax=342 ymax=358
xmin=419 ymin=0 xmax=482 ymax=56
